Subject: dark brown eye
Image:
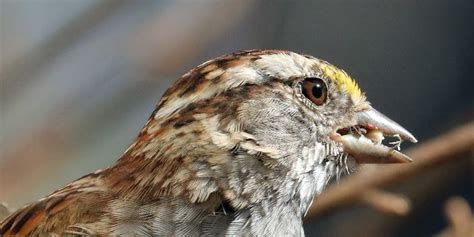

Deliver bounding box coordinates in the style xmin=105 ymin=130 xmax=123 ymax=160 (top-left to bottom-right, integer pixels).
xmin=301 ymin=78 xmax=327 ymax=106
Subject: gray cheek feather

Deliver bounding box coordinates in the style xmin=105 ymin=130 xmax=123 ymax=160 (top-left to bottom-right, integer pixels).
xmin=217 ymin=90 xmax=342 ymax=235
xmin=239 ymin=96 xmax=318 ymax=161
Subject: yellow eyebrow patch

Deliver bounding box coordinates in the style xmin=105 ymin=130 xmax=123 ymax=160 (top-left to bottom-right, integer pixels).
xmin=319 ymin=63 xmax=364 ymax=101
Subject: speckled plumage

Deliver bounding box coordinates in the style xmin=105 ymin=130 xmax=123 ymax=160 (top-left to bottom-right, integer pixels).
xmin=0 ymin=50 xmax=415 ymax=236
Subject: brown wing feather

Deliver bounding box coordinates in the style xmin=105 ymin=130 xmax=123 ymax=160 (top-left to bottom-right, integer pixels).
xmin=1 ymin=201 xmax=47 ymax=235
xmin=0 ymin=174 xmax=110 ymax=236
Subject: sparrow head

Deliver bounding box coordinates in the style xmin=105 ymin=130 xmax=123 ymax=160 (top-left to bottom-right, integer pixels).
xmin=131 ymin=49 xmax=415 ymax=161
xmin=119 ymin=49 xmax=416 ymax=206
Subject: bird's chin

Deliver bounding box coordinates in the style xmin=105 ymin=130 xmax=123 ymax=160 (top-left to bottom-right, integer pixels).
xmin=329 ymin=106 xmax=417 ymax=164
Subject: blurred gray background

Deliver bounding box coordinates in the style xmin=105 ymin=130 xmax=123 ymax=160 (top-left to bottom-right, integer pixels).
xmin=1 ymin=0 xmax=473 ymax=236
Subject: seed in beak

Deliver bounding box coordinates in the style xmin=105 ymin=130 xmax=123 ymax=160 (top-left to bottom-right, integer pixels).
xmin=366 ymin=129 xmax=384 ymax=144
xmin=334 ymin=133 xmax=413 ymax=164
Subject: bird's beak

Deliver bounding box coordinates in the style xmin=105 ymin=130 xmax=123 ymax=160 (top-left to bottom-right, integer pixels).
xmin=356 ymin=107 xmax=417 ymax=143
xmin=331 ymin=106 xmax=417 ymax=164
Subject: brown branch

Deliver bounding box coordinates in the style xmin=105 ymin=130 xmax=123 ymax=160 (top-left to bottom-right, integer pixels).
xmin=306 ymin=122 xmax=474 ymax=219
xmin=360 ymin=189 xmax=411 ymax=216
xmin=436 ymin=197 xmax=474 ymax=237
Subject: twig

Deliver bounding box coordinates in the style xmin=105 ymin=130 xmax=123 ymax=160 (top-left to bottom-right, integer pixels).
xmin=443 ymin=197 xmax=473 ymax=237
xmin=306 ymin=122 xmax=474 ymax=218
xmin=360 ymin=189 xmax=411 ymax=216
xmin=436 ymin=197 xmax=474 ymax=237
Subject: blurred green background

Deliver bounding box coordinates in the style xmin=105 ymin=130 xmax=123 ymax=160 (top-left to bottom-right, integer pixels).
xmin=1 ymin=0 xmax=472 ymax=236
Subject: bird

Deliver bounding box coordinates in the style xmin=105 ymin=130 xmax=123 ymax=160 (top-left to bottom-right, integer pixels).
xmin=0 ymin=49 xmax=417 ymax=236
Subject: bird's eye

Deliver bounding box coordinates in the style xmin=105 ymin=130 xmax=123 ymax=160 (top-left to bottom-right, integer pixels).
xmin=301 ymin=78 xmax=327 ymax=106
